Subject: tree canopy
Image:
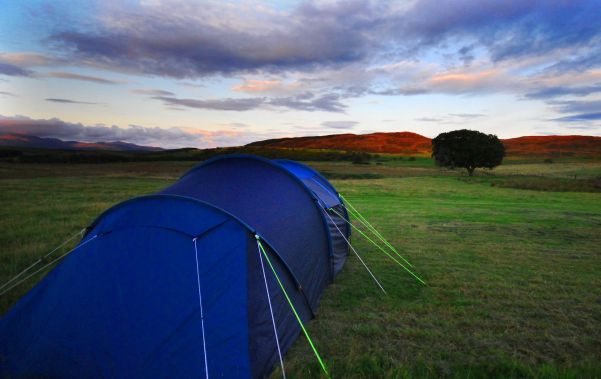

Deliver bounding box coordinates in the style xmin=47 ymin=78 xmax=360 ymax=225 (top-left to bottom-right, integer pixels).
xmin=431 ymin=129 xmax=505 ymax=176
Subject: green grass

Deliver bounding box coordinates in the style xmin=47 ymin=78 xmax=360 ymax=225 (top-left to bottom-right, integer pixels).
xmin=1 ymin=159 xmax=600 ymax=378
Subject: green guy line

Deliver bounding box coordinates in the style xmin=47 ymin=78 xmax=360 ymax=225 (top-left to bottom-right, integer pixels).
xmin=343 ymin=200 xmax=413 ymax=268
xmin=256 ymin=237 xmax=331 ymax=378
xmin=329 ymin=207 xmax=426 ymax=286
xmin=344 ymin=199 xmax=412 ymax=267
xmin=340 ymin=194 xmax=413 ymax=267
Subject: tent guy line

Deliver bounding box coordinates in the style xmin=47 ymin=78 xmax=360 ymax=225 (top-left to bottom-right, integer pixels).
xmin=0 ymin=234 xmax=98 ymax=297
xmin=256 ymin=236 xmax=286 ymax=379
xmin=323 ymin=209 xmax=387 ymax=295
xmin=0 ymin=228 xmax=86 ymax=293
xmin=328 ymin=206 xmax=426 ymax=285
xmin=193 ymin=237 xmax=210 ymax=379
xmin=340 ymin=193 xmax=414 ymax=267
xmin=256 ymin=237 xmax=330 ymax=379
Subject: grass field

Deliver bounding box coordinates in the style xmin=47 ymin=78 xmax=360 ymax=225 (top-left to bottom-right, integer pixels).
xmin=1 ymin=159 xmax=600 ymax=378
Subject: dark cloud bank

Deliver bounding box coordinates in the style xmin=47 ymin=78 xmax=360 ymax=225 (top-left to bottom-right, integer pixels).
xmin=37 ymin=0 xmax=601 ymax=79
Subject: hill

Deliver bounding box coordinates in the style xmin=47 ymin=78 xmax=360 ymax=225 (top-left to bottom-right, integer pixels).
xmin=247 ymin=132 xmax=432 ymax=155
xmin=0 ymin=133 xmax=162 ymax=151
xmin=249 ymin=132 xmax=601 ymax=158
xmin=502 ymin=135 xmax=601 ymax=158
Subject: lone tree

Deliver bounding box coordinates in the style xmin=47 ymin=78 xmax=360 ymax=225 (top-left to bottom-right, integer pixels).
xmin=432 ymin=129 xmax=505 ymax=176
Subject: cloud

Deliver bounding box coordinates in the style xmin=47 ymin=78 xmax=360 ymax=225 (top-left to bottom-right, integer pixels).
xmin=321 ymin=121 xmax=359 ymax=129
xmin=152 ymin=92 xmax=346 ymax=113
xmin=0 ymin=52 xmax=65 ymax=77
xmin=153 ymin=96 xmax=265 ymax=111
xmin=551 ymin=99 xmax=601 ymax=114
xmin=0 ymin=62 xmax=33 ymax=77
xmin=47 ymin=71 xmax=120 ymax=84
xmin=525 ymin=83 xmax=601 ymax=99
xmin=545 ymin=99 xmax=601 ymax=124
xmin=0 ymin=52 xmax=64 ymax=67
xmin=233 ymin=79 xmax=283 ymax=93
xmin=232 ymin=78 xmax=303 ymax=95
xmin=449 ymin=113 xmax=485 ymax=118
xmin=426 ymin=68 xmax=516 ymax=94
xmin=0 ymin=91 xmax=16 ymax=97
xmin=5 ymin=0 xmax=601 ymax=111
xmin=268 ymin=93 xmax=346 ymax=112
xmin=415 ymin=117 xmax=442 ymax=122
xmin=227 ymin=123 xmax=250 ymax=128
xmin=32 ymin=0 xmax=599 ymax=82
xmin=399 ymin=1 xmax=601 ymax=64
xmin=0 ymin=114 xmax=251 ymax=149
xmin=47 ymin=1 xmax=372 ymax=79
xmin=45 ymin=98 xmax=97 ymax=105
xmin=131 ymin=88 xmax=175 ymax=96
xmin=415 ymin=113 xmax=486 ymax=123
xmin=553 ymin=112 xmax=601 ymax=122
xmin=179 ymin=82 xmax=204 ymax=89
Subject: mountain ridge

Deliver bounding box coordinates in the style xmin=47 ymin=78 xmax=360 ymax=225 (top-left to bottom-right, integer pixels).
xmin=0 ymin=133 xmax=163 ymax=151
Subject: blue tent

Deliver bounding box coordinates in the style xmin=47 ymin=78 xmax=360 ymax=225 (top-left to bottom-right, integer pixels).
xmin=0 ymin=155 xmax=350 ymax=378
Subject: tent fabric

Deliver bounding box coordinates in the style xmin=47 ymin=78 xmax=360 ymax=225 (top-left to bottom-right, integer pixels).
xmin=160 ymin=155 xmax=334 ymax=307
xmin=274 ymin=159 xmax=351 ymax=276
xmin=0 ymin=155 xmax=351 ymax=378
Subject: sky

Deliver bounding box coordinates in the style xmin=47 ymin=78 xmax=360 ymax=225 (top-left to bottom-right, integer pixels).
xmin=1 ymin=0 xmax=600 ymax=148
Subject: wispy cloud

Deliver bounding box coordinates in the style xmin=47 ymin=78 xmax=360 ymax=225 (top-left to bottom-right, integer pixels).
xmin=152 ymin=92 xmax=346 ymax=113
xmin=233 ymin=80 xmax=282 ymax=93
xmin=268 ymin=93 xmax=346 ymax=113
xmin=551 ymin=99 xmax=601 ymax=114
xmin=553 ymin=112 xmax=601 ymax=122
xmin=45 ymin=98 xmax=97 ymax=105
xmin=153 ymin=96 xmax=264 ymax=111
xmin=525 ymin=83 xmax=601 ymax=99
xmin=131 ymin=88 xmax=175 ymax=96
xmin=450 ymin=113 xmax=485 ymax=119
xmin=47 ymin=72 xmax=120 ymax=84
xmin=0 ymin=62 xmax=33 ymax=77
xmin=321 ymin=120 xmax=359 ymax=129
xmin=415 ymin=117 xmax=442 ymax=122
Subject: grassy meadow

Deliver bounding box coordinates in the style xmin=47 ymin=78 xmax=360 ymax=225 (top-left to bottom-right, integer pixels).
xmin=1 ymin=158 xmax=600 ymax=378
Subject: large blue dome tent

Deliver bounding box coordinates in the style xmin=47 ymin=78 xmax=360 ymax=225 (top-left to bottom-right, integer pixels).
xmin=0 ymin=155 xmax=353 ymax=378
